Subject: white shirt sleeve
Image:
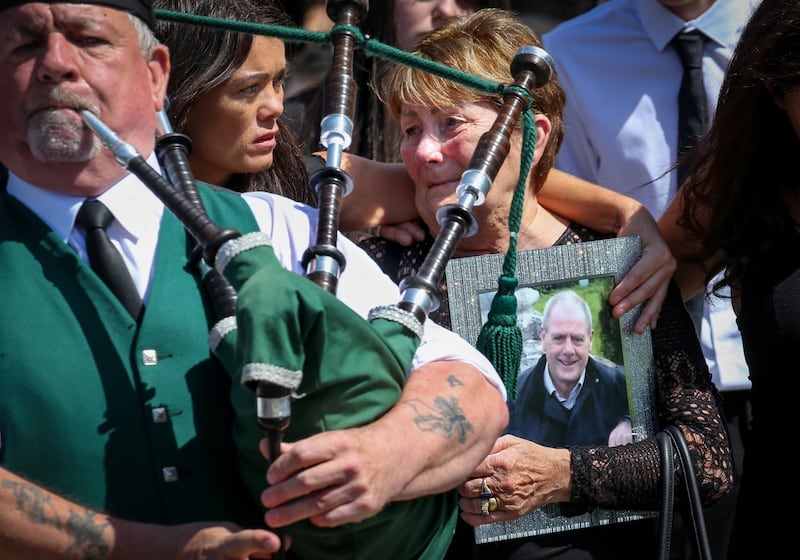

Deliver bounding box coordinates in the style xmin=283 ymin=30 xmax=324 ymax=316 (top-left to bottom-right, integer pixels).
xmin=241 ymin=192 xmax=507 ymax=400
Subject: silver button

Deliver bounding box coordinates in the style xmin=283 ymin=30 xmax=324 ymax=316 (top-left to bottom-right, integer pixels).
xmin=162 ymin=467 xmax=179 ymax=482
xmin=152 ymin=407 xmax=168 ymax=423
xmin=142 ymin=349 xmax=158 ymax=366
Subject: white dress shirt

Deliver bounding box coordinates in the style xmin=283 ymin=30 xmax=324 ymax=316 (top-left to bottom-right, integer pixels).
xmin=6 ymin=152 xmax=165 ymax=303
xmin=543 ymin=0 xmax=758 ymax=216
xmin=7 ymin=161 xmax=506 ymax=398
xmin=542 ymin=0 xmax=759 ymax=391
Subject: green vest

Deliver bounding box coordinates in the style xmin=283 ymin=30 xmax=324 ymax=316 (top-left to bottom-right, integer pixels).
xmin=0 ymin=183 xmax=457 ymax=558
xmin=0 ymin=184 xmax=261 ymax=525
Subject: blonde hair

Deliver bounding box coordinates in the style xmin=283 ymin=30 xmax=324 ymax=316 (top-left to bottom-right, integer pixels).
xmin=378 ymin=9 xmax=565 ymax=187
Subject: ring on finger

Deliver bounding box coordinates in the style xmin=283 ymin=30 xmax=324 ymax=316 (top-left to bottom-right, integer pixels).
xmin=480 ymin=478 xmax=493 ymax=516
xmin=488 ymin=496 xmax=498 ymax=512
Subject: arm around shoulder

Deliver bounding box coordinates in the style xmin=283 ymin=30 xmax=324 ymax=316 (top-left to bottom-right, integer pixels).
xmin=326 ymin=152 xmax=419 ymax=231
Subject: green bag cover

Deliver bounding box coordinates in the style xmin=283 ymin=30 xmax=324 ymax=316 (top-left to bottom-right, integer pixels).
xmin=211 ymin=234 xmax=457 ymax=559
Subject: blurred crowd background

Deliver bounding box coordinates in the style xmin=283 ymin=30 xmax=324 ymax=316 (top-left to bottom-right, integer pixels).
xmin=280 ymin=1 xmax=603 ymax=35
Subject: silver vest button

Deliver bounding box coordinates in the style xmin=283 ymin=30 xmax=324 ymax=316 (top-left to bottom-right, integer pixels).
xmin=152 ymin=407 xmax=168 ymax=423
xmin=142 ymin=349 xmax=158 ymax=366
xmin=162 ymin=466 xmax=179 ymax=482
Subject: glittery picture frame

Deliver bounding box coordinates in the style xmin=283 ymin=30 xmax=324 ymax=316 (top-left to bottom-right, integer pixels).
xmin=445 ymin=236 xmax=657 ymax=542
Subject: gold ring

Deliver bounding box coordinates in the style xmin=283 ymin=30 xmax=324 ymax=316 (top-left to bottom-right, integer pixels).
xmin=480 ymin=478 xmax=491 ymax=498
xmin=480 ymin=478 xmax=493 ymax=515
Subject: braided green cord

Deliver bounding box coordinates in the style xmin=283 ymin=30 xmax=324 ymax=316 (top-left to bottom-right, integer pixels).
xmin=154 ymin=10 xmax=502 ymax=96
xmin=154 ymin=8 xmax=536 ymax=399
xmin=154 ymin=9 xmax=330 ymax=43
xmin=359 ymin=35 xmax=501 ymax=95
xmin=475 ymin=97 xmax=536 ymax=399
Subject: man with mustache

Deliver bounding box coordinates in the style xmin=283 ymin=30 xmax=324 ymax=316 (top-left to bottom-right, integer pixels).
xmin=0 ymin=1 xmax=508 ymax=558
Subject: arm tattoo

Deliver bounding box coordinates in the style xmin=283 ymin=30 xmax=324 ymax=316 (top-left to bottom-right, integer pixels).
xmin=447 ymin=375 xmax=464 ymax=388
xmin=403 ymin=396 xmax=473 ymax=443
xmin=2 ymin=479 xmax=111 ymax=560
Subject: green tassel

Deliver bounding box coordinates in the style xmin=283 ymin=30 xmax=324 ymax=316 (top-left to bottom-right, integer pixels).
xmin=475 ymin=107 xmax=536 ymax=399
xmin=476 ymin=275 xmax=523 ymax=399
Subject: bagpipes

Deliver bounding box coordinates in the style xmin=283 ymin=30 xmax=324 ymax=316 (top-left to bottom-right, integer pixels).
xmin=80 ymin=1 xmax=552 ymax=557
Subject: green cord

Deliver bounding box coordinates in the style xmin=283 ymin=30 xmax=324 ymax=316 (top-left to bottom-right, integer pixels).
xmin=153 ymin=10 xmax=502 ymax=94
xmin=475 ymin=102 xmax=536 ymax=399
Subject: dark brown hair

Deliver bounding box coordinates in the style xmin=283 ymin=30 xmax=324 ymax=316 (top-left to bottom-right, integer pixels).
xmin=155 ymin=0 xmax=316 ymax=205
xmin=677 ymin=0 xmax=800 ymax=295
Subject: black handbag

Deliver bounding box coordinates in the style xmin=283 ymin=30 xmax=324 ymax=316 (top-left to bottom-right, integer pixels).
xmin=656 ymin=425 xmax=713 ymax=560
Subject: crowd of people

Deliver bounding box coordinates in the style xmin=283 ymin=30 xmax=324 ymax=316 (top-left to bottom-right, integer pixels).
xmin=0 ymin=1 xmax=508 ymax=559
xmin=0 ymin=0 xmax=781 ymax=559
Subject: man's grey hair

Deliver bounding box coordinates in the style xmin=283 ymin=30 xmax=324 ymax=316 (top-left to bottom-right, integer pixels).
xmin=129 ymin=13 xmax=160 ymax=57
xmin=541 ymin=290 xmax=593 ymax=332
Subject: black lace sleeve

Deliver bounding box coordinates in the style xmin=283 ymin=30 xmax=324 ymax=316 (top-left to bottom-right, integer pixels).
xmin=568 ymin=282 xmax=734 ymax=511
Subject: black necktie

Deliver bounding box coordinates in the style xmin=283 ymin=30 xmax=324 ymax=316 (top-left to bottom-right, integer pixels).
xmin=672 ymin=30 xmax=708 ymax=334
xmin=76 ymin=200 xmax=143 ymax=319
xmin=671 ymin=29 xmax=708 ymax=187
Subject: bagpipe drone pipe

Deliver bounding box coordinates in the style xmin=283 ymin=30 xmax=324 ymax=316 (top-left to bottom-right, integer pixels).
xmin=81 ymin=1 xmax=552 ymax=556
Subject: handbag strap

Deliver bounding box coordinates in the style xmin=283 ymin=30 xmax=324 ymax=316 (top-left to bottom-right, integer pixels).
xmin=657 ymin=429 xmax=676 ymax=560
xmin=657 ymin=425 xmax=713 ymax=560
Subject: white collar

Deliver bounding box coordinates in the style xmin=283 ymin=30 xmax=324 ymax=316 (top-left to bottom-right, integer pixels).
xmin=543 ymin=362 xmax=586 ymax=406
xmin=638 ymin=0 xmax=755 ymax=52
xmin=7 ymin=152 xmax=165 ymax=242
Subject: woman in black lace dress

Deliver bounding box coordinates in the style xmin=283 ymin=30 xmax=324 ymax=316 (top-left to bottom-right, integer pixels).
xmin=660 ymin=1 xmax=800 ymax=557
xmin=364 ymin=9 xmax=733 ymax=559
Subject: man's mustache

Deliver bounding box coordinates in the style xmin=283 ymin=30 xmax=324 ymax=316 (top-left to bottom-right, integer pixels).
xmin=26 ymin=89 xmax=99 ymax=117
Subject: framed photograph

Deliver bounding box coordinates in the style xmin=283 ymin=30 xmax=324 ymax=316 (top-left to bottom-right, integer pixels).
xmin=445 ymin=236 xmax=657 ymax=543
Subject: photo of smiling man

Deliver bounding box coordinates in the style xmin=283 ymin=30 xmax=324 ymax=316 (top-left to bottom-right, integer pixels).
xmin=506 ymin=288 xmax=632 ymax=448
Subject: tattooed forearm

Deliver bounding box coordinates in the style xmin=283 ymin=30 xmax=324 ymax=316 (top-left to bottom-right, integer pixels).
xmin=403 ymin=396 xmax=474 ymax=443
xmin=65 ymin=510 xmax=111 ymax=559
xmin=2 ymin=479 xmax=111 ymax=559
xmin=2 ymin=478 xmax=56 ymax=523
